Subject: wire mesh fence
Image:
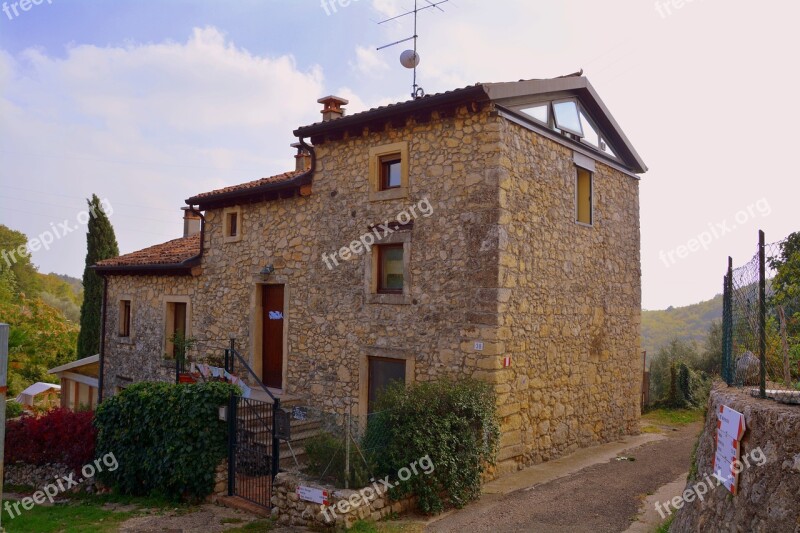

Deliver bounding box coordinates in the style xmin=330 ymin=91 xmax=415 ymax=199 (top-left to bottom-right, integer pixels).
xmin=286 ymin=404 xmax=395 ymax=489
xmin=722 ymin=231 xmax=800 ymax=403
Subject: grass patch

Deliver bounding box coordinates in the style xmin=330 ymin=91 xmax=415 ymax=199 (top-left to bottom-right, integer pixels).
xmin=642 ymin=408 xmax=704 ymax=427
xmin=654 ymin=514 xmax=675 ymax=533
xmin=3 ymin=498 xmax=137 ymax=533
xmin=226 ymin=519 xmax=274 ymax=531
xmin=347 ymin=520 xmax=426 ymax=533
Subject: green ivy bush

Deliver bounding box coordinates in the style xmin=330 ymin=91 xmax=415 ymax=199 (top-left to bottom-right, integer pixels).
xmin=364 ymin=379 xmax=499 ymax=514
xmin=94 ymin=381 xmax=239 ymax=500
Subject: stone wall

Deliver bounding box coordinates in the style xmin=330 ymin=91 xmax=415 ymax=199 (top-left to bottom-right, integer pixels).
xmin=270 ymin=472 xmax=415 ymax=529
xmin=485 ymin=118 xmax=642 ymax=473
xmin=101 ymin=102 xmax=642 ymax=469
xmin=671 ymin=385 xmax=800 ymax=532
xmin=103 ymin=274 xmax=196 ymax=396
xmin=102 ymin=104 xmax=502 ymax=413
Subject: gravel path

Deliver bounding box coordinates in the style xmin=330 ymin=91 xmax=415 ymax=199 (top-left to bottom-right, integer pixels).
xmin=426 ymin=423 xmax=702 ymax=533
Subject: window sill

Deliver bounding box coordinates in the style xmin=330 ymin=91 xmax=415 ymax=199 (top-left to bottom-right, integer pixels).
xmin=369 ymin=187 xmax=408 ymax=202
xmin=367 ymin=293 xmax=411 ymax=305
xmin=575 ymin=221 xmax=594 ymax=228
xmin=223 ymin=235 xmax=242 ymax=243
xmin=116 ymin=336 xmax=135 ymax=345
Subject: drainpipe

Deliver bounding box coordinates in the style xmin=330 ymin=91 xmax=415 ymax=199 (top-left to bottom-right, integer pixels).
xmin=98 ymin=275 xmax=108 ymax=402
xmin=297 ymin=137 xmax=316 ymax=176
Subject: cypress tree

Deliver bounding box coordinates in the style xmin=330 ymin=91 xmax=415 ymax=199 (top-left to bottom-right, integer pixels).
xmin=77 ymin=195 xmax=119 ymax=357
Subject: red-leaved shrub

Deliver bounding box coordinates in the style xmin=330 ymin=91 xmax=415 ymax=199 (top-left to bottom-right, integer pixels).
xmin=5 ymin=408 xmax=96 ymax=472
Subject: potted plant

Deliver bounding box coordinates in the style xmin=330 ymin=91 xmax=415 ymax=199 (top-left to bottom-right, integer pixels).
xmin=171 ymin=332 xmax=198 ymax=383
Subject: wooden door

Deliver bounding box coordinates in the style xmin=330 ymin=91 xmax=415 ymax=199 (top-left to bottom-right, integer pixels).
xmin=261 ymin=285 xmax=284 ymax=389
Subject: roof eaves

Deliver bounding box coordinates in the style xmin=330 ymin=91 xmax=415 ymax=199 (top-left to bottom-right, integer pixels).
xmin=185 ymin=170 xmax=312 ymax=209
xmin=292 ymin=84 xmax=490 ymax=138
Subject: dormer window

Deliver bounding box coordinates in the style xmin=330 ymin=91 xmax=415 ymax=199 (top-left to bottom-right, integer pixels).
xmin=517 ymin=100 xmax=619 ymax=161
xmin=552 ymin=100 xmax=583 ymax=137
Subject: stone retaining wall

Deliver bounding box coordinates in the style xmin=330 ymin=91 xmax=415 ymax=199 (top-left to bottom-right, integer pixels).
xmin=671 ymin=384 xmax=800 ymax=532
xmin=270 ymin=472 xmax=415 ymax=529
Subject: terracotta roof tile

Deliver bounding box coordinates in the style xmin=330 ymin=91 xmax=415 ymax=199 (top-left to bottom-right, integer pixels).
xmin=189 ymin=170 xmax=305 ymax=201
xmin=95 ymin=234 xmax=200 ymax=268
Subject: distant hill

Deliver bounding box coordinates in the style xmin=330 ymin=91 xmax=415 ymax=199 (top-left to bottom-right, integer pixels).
xmin=641 ymin=294 xmax=723 ymax=362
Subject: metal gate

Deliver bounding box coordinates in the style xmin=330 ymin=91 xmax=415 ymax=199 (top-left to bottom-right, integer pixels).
xmin=228 ymin=394 xmax=279 ymax=508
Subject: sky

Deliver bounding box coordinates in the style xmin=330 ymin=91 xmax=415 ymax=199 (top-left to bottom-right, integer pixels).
xmin=0 ymin=0 xmax=797 ymax=310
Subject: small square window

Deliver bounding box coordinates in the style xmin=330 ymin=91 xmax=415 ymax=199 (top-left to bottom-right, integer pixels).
xmin=377 ymin=244 xmax=404 ymax=294
xmin=576 ymin=167 xmax=593 ymax=225
xmin=226 ymin=212 xmax=238 ymax=237
xmin=119 ymin=300 xmax=131 ymax=337
xmin=223 ymin=208 xmax=242 ymax=242
xmin=380 ymin=156 xmax=402 ymax=190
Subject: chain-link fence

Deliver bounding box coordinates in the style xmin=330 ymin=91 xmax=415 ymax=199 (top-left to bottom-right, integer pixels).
xmin=285 ymin=404 xmax=395 ymax=489
xmin=722 ymin=231 xmax=800 ymax=403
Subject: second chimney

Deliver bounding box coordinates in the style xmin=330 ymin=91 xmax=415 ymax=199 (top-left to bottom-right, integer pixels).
xmin=317 ymin=95 xmax=349 ymax=122
xmin=291 ymin=142 xmax=312 ymax=172
xmin=181 ymin=207 xmax=201 ymax=238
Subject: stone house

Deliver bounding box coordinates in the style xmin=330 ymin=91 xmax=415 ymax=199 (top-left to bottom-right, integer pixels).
xmin=94 ymin=73 xmax=647 ymax=473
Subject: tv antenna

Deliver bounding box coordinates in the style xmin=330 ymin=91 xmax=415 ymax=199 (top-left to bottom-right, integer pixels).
xmin=376 ymin=0 xmax=450 ymax=100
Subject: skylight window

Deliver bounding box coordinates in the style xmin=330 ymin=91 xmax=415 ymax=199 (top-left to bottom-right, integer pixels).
xmin=521 ymin=104 xmax=548 ymax=124
xmin=553 ymin=100 xmax=583 ymax=137
xmin=579 ymin=112 xmax=599 ymax=147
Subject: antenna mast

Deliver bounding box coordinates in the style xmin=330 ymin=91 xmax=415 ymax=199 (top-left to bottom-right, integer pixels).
xmin=376 ymin=0 xmax=449 ymax=100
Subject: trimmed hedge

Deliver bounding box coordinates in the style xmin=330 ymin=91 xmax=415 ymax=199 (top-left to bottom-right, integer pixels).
xmin=365 ymin=379 xmax=499 ymax=514
xmin=94 ymin=381 xmax=239 ymax=500
xmin=5 ymin=408 xmax=96 ymax=471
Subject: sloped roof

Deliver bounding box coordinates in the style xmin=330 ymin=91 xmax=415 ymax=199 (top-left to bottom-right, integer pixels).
xmin=94 ymin=234 xmax=200 ymax=274
xmin=294 ymin=73 xmax=646 ymax=174
xmin=187 ymin=170 xmax=306 ymax=201
xmin=16 ymin=382 xmax=61 ymax=401
xmin=48 ymin=355 xmax=100 ymax=375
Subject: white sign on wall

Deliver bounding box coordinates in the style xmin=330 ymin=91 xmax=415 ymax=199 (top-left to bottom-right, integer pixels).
xmin=296 ymin=486 xmax=329 ymax=505
xmin=713 ymin=404 xmax=746 ymax=495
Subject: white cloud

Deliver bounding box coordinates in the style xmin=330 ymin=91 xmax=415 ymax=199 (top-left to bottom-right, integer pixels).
xmin=350 ymin=45 xmax=390 ymax=76
xmin=0 ymin=27 xmax=328 ymax=277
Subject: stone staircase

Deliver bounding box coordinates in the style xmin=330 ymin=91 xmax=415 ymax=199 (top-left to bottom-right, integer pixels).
xmin=238 ymin=389 xmax=322 ymax=469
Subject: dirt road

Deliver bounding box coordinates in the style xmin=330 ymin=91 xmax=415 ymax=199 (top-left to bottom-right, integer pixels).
xmin=426 ymin=423 xmax=701 ymax=533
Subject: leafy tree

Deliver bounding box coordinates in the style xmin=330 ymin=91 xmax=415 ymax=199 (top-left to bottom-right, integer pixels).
xmin=0 ymin=224 xmax=40 ymax=296
xmin=77 ymin=195 xmax=118 ymax=357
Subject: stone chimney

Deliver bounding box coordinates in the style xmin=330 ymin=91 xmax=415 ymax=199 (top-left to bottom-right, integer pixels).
xmin=182 ymin=207 xmax=201 ymax=238
xmin=291 ymin=142 xmax=312 ymax=172
xmin=317 ymin=95 xmax=349 ymax=122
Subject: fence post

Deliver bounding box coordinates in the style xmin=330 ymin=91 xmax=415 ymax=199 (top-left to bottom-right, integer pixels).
xmin=758 ymin=230 xmax=767 ymax=399
xmin=344 ymin=407 xmax=351 ymax=489
xmin=1 ymin=323 xmax=9 ymax=533
xmin=227 ymin=392 xmax=237 ymax=496
xmin=272 ymin=398 xmax=281 ymax=479
xmin=724 ymin=257 xmax=734 ymax=384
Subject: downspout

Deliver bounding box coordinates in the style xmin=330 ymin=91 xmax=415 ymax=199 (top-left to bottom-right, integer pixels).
xmin=97 ymin=275 xmax=108 ymax=402
xmin=297 ymin=137 xmax=317 ymax=176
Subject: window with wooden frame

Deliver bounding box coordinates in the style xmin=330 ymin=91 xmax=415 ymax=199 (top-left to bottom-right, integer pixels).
xmin=369 ymin=141 xmax=409 ymax=201
xmin=576 ymin=166 xmax=593 ymax=225
xmin=119 ymin=299 xmax=131 ymax=337
xmin=165 ymin=300 xmax=189 ymax=358
xmin=223 ymin=207 xmax=242 ymax=243
xmin=227 ymin=212 xmax=238 ymax=237
xmin=379 ymin=155 xmax=402 ymax=190
xmin=377 ymin=244 xmax=404 ymax=294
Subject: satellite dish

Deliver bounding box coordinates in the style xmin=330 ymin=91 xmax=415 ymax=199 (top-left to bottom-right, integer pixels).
xmin=400 ymin=50 xmax=420 ymax=69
